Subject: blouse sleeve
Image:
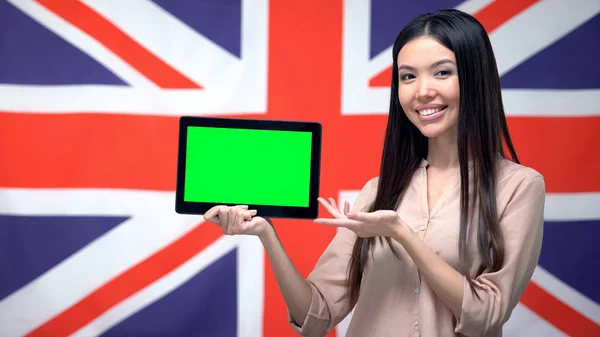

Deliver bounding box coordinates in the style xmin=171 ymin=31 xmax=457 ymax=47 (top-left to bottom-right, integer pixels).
xmin=288 ymin=177 xmax=378 ymax=337
xmin=454 ymin=173 xmax=546 ymax=336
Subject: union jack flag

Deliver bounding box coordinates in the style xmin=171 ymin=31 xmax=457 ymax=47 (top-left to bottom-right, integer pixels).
xmin=0 ymin=1 xmax=598 ymax=336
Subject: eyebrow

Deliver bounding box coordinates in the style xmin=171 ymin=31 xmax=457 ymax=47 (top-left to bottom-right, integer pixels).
xmin=397 ymin=59 xmax=456 ymax=71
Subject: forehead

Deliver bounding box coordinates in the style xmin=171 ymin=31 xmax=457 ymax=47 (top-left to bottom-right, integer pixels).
xmin=397 ymin=36 xmax=455 ymax=65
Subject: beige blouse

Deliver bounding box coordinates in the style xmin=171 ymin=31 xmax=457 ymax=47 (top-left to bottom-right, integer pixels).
xmin=289 ymin=158 xmax=546 ymax=337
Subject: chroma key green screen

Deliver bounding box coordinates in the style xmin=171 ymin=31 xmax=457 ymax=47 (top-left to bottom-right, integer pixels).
xmin=184 ymin=126 xmax=313 ymax=207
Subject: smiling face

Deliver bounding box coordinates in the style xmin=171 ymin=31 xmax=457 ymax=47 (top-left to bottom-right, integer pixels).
xmin=396 ymin=36 xmax=460 ymax=140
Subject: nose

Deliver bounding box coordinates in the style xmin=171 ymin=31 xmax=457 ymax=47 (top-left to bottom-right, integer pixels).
xmin=416 ymin=78 xmax=435 ymax=101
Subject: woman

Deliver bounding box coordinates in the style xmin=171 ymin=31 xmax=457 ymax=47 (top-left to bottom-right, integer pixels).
xmin=204 ymin=9 xmax=545 ymax=337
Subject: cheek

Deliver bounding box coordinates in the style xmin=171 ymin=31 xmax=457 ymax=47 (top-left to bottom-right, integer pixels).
xmin=397 ymin=88 xmax=413 ymax=111
xmin=445 ymin=79 xmax=460 ymax=104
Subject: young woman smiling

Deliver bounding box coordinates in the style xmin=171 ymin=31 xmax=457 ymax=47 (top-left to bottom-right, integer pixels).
xmin=203 ymin=9 xmax=545 ymax=337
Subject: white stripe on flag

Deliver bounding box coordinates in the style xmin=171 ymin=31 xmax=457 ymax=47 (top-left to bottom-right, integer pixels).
xmin=81 ymin=0 xmax=238 ymax=90
xmin=69 ymin=235 xmax=265 ymax=337
xmin=0 ymin=85 xmax=267 ymax=115
xmin=338 ymin=191 xmax=600 ymax=222
xmin=0 ymin=189 xmax=202 ymax=337
xmin=544 ymin=193 xmax=600 ymax=222
xmin=503 ymin=303 xmax=568 ymax=337
xmin=532 ymin=266 xmax=600 ymax=326
xmin=6 ymin=0 xmax=157 ymax=89
xmin=491 ymin=0 xmax=600 ymax=76
xmin=501 ymin=90 xmax=600 ymax=117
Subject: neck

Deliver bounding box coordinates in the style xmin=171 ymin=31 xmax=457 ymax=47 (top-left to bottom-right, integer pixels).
xmin=426 ymin=131 xmax=459 ymax=170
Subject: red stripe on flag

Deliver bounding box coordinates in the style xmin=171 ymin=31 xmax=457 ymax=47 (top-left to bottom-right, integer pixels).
xmin=331 ymin=115 xmax=600 ymax=194
xmin=264 ymin=0 xmax=344 ymax=335
xmin=521 ymin=281 xmax=600 ymax=337
xmin=36 ymin=0 xmax=201 ymax=89
xmin=0 ymin=112 xmax=179 ymax=191
xmin=369 ymin=0 xmax=540 ymax=87
xmin=0 ymin=112 xmax=271 ymax=191
xmin=476 ymin=0 xmax=540 ymax=32
xmin=25 ymin=222 xmax=222 ymax=337
xmin=506 ymin=116 xmax=600 ymax=193
xmin=369 ymin=68 xmax=390 ymax=88
xmin=0 ymin=113 xmax=597 ymax=193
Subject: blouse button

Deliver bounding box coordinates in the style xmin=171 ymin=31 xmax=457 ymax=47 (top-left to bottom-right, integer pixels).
xmin=414 ymin=319 xmax=419 ymax=326
xmin=420 ymin=225 xmax=426 ymax=231
xmin=415 ymin=287 xmax=420 ymax=294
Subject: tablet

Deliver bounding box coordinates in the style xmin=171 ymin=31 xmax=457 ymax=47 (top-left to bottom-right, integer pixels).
xmin=175 ymin=116 xmax=322 ymax=219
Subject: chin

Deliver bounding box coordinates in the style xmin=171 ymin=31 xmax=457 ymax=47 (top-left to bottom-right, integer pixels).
xmin=416 ymin=124 xmax=456 ymax=139
xmin=409 ymin=113 xmax=458 ymax=140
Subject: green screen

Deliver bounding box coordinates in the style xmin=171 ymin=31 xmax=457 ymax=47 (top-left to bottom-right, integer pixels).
xmin=184 ymin=126 xmax=313 ymax=207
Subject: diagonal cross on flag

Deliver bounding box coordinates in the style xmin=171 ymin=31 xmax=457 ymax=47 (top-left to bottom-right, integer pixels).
xmin=0 ymin=0 xmax=599 ymax=336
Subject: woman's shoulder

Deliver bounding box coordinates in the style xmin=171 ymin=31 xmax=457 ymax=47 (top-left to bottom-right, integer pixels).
xmin=357 ymin=176 xmax=380 ymax=201
xmin=497 ymin=157 xmax=544 ymax=183
xmin=496 ymin=157 xmax=546 ymax=202
xmin=362 ymin=176 xmax=380 ymax=190
xmin=351 ymin=176 xmax=380 ymax=211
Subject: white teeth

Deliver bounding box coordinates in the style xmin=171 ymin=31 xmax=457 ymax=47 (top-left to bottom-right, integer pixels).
xmin=417 ymin=107 xmax=443 ymax=116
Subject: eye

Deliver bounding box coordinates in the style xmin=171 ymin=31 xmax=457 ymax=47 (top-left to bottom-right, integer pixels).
xmin=435 ymin=70 xmax=452 ymax=77
xmin=400 ymin=73 xmax=415 ymax=81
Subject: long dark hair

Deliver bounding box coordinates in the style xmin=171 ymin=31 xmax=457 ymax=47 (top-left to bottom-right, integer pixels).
xmin=346 ymin=9 xmax=519 ymax=306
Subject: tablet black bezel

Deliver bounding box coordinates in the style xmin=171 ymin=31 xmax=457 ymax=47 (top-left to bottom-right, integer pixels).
xmin=175 ymin=116 xmax=322 ymax=219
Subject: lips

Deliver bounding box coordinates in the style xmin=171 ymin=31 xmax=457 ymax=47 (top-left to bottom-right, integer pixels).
xmin=414 ymin=105 xmax=448 ymax=121
xmin=416 ymin=106 xmax=447 ymax=116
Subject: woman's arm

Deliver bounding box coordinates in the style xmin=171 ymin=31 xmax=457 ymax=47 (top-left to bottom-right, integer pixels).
xmin=393 ymin=174 xmax=546 ymax=336
xmin=203 ymin=206 xmax=313 ymax=325
xmin=258 ymin=222 xmax=312 ymax=325
xmin=392 ymin=228 xmax=464 ymax=316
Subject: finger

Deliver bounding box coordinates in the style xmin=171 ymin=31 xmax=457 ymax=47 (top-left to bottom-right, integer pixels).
xmin=233 ymin=205 xmax=252 ymax=222
xmin=244 ymin=217 xmax=260 ymax=231
xmin=313 ymin=218 xmax=361 ymax=227
xmin=245 ymin=209 xmax=257 ymax=220
xmin=204 ymin=205 xmax=225 ymax=222
xmin=234 ymin=205 xmax=253 ymax=223
xmin=343 ymin=201 xmax=350 ymax=215
xmin=236 ymin=209 xmax=249 ymax=234
xmin=227 ymin=208 xmax=240 ymax=234
xmin=218 ymin=206 xmax=229 ymax=233
xmin=346 ymin=212 xmax=371 ymax=222
xmin=318 ymin=198 xmax=342 ymax=217
xmin=328 ymin=198 xmax=339 ymax=211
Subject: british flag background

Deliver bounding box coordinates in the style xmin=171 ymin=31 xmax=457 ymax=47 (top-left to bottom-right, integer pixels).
xmin=0 ymin=0 xmax=599 ymax=336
